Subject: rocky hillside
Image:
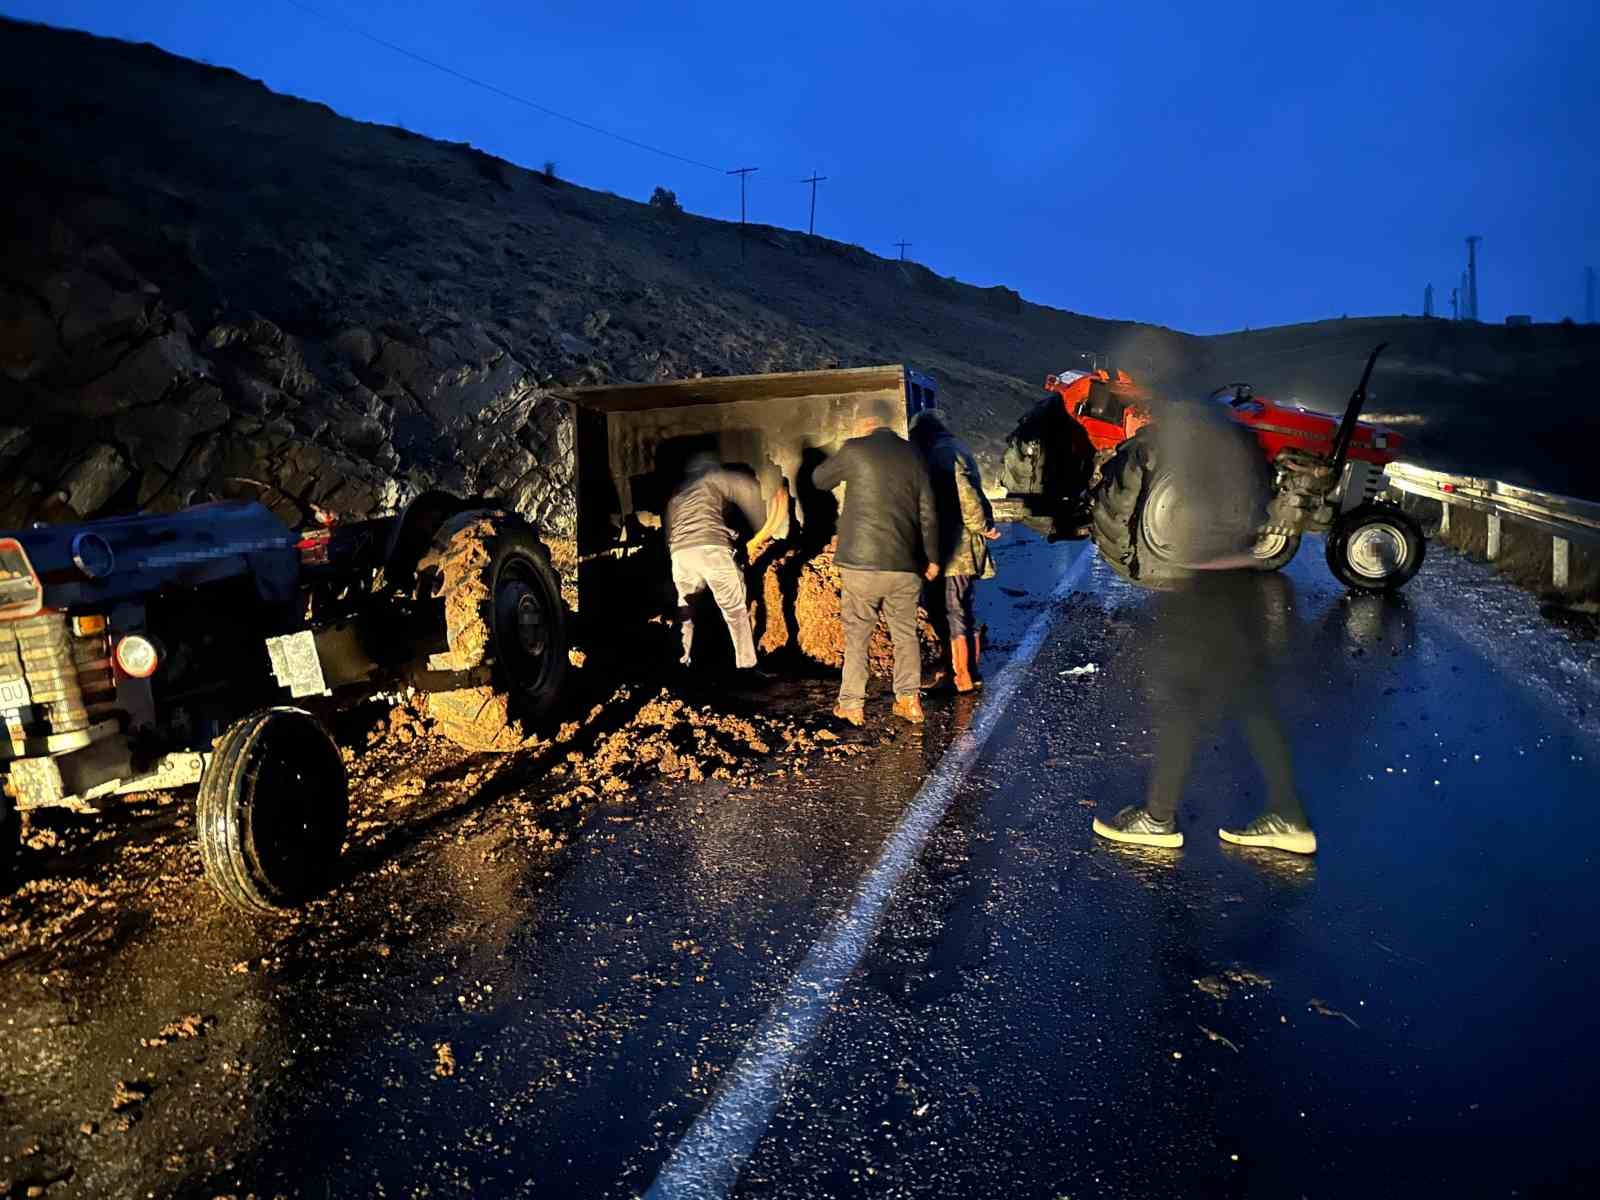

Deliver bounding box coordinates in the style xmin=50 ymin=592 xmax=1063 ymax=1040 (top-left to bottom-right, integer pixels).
xmin=4 ymin=16 xmax=1598 ymax=534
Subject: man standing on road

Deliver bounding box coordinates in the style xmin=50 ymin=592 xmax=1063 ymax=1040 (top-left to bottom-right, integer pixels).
xmin=1091 ymin=568 xmax=1317 ymax=854
xmin=666 ymin=452 xmax=787 ymax=679
xmin=1090 ymin=406 xmax=1316 ymax=854
xmin=812 ymin=415 xmax=940 ymax=726
xmin=910 ymin=409 xmax=1001 ymax=693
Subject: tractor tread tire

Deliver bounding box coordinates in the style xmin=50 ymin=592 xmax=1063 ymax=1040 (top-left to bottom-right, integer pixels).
xmin=196 ymin=707 xmax=347 ymax=917
xmin=426 ymin=518 xmax=568 ymax=753
xmin=1089 ymin=435 xmax=1148 ymax=583
xmin=1252 ymin=532 xmax=1303 ymax=573
xmin=0 ymin=787 xmax=19 ymax=892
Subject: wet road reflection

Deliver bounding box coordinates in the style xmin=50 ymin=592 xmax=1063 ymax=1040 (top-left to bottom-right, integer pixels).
xmin=741 ymin=548 xmax=1600 ymax=1198
xmin=8 ymin=526 xmax=1597 ymax=1198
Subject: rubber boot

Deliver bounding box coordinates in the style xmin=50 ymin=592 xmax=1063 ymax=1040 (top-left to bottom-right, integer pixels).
xmin=951 ymin=638 xmax=978 ymax=694
xmin=891 ymin=694 xmax=925 ymax=725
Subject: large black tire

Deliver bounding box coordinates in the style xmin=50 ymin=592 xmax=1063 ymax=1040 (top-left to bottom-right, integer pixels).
xmin=1091 ymin=420 xmax=1272 ymax=586
xmin=1325 ymin=502 xmax=1425 ymax=592
xmin=1089 ymin=435 xmax=1149 ymax=582
xmin=196 ymin=707 xmax=348 ymax=916
xmin=427 ymin=517 xmax=569 ymax=752
xmin=0 ymin=783 xmax=20 ymax=891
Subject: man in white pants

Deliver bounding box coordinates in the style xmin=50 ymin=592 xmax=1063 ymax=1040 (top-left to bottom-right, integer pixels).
xmin=666 ymin=453 xmax=787 ymax=676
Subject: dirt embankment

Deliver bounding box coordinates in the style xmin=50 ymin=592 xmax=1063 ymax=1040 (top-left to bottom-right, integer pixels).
xmin=10 ymin=15 xmax=1594 ymax=544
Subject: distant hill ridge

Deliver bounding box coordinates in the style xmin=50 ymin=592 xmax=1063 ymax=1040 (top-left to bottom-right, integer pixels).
xmin=3 ymin=15 xmax=1597 ymax=530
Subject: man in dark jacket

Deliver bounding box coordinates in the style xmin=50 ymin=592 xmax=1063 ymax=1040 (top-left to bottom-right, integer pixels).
xmin=666 ymin=453 xmax=786 ymax=676
xmin=811 ymin=416 xmax=940 ymax=725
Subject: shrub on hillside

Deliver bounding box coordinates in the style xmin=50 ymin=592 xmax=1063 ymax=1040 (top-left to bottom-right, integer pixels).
xmin=649 ymin=186 xmax=683 ymax=215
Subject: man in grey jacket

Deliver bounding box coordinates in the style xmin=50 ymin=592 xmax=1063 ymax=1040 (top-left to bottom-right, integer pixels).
xmin=812 ymin=416 xmax=940 ymax=725
xmin=666 ymin=453 xmax=787 ymax=676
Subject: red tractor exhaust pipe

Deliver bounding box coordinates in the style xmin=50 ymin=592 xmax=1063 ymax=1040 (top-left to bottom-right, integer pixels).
xmin=1329 ymin=343 xmax=1388 ymax=479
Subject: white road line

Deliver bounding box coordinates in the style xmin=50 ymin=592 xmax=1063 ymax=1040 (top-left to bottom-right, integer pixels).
xmin=645 ymin=546 xmax=1096 ymax=1200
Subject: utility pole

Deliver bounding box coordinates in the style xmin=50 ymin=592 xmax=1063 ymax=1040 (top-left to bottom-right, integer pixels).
xmin=727 ymin=167 xmax=757 ymax=260
xmin=1423 ymin=283 xmax=1434 ymax=318
xmin=1587 ymin=265 xmax=1596 ymax=324
xmin=800 ymin=172 xmax=827 ymax=236
xmin=895 ymin=240 xmax=911 ymax=261
xmin=1466 ymin=235 xmax=1482 ymax=321
xmin=1450 ymin=286 xmax=1459 ymax=321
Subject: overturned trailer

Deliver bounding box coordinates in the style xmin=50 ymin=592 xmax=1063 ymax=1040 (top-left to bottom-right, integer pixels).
xmin=560 ymin=365 xmax=938 ymax=658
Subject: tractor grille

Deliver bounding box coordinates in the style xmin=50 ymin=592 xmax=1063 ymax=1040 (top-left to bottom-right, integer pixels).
xmin=1 ymin=613 xmax=115 ymax=754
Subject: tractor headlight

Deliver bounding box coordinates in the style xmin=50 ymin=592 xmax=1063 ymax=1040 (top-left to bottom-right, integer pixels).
xmin=114 ymin=634 xmax=161 ymax=679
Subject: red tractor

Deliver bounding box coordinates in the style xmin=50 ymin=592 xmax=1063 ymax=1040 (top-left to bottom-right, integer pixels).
xmin=1005 ymin=345 xmax=1425 ymax=591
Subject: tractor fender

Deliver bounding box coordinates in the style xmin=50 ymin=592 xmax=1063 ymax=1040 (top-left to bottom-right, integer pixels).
xmin=382 ymin=491 xmax=510 ymax=589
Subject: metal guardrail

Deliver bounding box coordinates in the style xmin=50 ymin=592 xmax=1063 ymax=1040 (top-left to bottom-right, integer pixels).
xmin=1384 ymin=461 xmax=1600 ymax=589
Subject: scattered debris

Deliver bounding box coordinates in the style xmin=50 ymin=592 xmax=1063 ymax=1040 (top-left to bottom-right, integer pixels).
xmin=110 ymin=1080 xmax=151 ymax=1111
xmin=1199 ymin=1025 xmax=1240 ymax=1053
xmin=1194 ymin=967 xmax=1272 ymax=1001
xmin=1308 ymin=998 xmax=1360 ymax=1028
xmin=1060 ymin=663 xmax=1099 ymax=677
xmin=1224 ymin=967 xmax=1272 ymax=989
xmin=433 ymin=1042 xmax=457 ymax=1078
xmin=140 ymin=1014 xmax=209 ymax=1048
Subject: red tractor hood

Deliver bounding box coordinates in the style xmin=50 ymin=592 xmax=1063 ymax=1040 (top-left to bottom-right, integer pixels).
xmin=1211 ymin=389 xmax=1402 ymax=466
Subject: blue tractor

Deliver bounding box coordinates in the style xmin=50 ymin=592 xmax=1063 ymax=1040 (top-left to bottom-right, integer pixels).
xmin=1 ymin=494 xmax=568 ymax=915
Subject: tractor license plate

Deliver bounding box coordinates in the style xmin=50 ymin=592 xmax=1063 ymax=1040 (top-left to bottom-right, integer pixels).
xmin=0 ymin=677 xmax=33 ymax=709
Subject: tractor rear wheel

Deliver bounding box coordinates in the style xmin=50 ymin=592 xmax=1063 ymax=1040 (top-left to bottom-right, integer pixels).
xmin=1090 ymin=423 xmax=1268 ymax=585
xmin=426 ymin=518 xmax=569 ymax=752
xmin=1325 ymin=502 xmax=1425 ymax=592
xmin=1089 ymin=435 xmax=1148 ymax=582
xmin=196 ymin=707 xmax=348 ymax=916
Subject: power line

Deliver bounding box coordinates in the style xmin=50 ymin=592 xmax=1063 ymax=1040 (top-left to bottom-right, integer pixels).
xmin=280 ymin=0 xmax=727 ymax=173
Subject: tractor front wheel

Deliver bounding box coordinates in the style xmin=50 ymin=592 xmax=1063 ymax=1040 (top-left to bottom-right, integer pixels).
xmin=1249 ymin=531 xmax=1302 ymax=572
xmin=1325 ymin=502 xmax=1425 ymax=592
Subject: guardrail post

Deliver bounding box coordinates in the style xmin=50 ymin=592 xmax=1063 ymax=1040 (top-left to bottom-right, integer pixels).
xmin=1553 ymin=536 xmax=1570 ymax=590
xmin=1486 ymin=513 xmax=1502 ymax=561
xmin=1438 ymin=502 xmax=1451 ymax=535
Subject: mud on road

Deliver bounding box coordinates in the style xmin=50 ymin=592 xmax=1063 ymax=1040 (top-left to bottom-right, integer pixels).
xmin=0 ymin=659 xmax=874 ymax=1198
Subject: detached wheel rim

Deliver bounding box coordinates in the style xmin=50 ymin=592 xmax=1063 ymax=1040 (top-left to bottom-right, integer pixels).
xmin=1346 ymin=521 xmax=1411 ymax=581
xmin=1141 ymin=474 xmax=1185 ymax=562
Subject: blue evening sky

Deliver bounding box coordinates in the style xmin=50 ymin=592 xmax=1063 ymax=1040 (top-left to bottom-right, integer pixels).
xmin=7 ymin=1 xmax=1597 ymax=332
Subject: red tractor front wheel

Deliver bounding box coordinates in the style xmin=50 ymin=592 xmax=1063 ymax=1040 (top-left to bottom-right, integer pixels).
xmin=1324 ymin=503 xmax=1425 ymax=592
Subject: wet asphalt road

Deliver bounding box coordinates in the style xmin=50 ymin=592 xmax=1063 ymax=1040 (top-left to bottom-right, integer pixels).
xmin=9 ymin=527 xmax=1600 ymax=1198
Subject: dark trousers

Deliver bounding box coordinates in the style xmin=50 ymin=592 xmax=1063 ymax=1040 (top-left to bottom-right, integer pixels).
xmin=942 ymin=574 xmax=977 ymax=637
xmin=838 ymin=568 xmax=922 ymax=705
xmin=1145 ymin=683 xmax=1305 ymax=826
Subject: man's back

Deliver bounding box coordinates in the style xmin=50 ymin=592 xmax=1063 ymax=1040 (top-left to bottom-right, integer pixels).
xmin=813 ymin=428 xmax=938 ymax=573
xmin=665 ymin=467 xmax=765 ymax=553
